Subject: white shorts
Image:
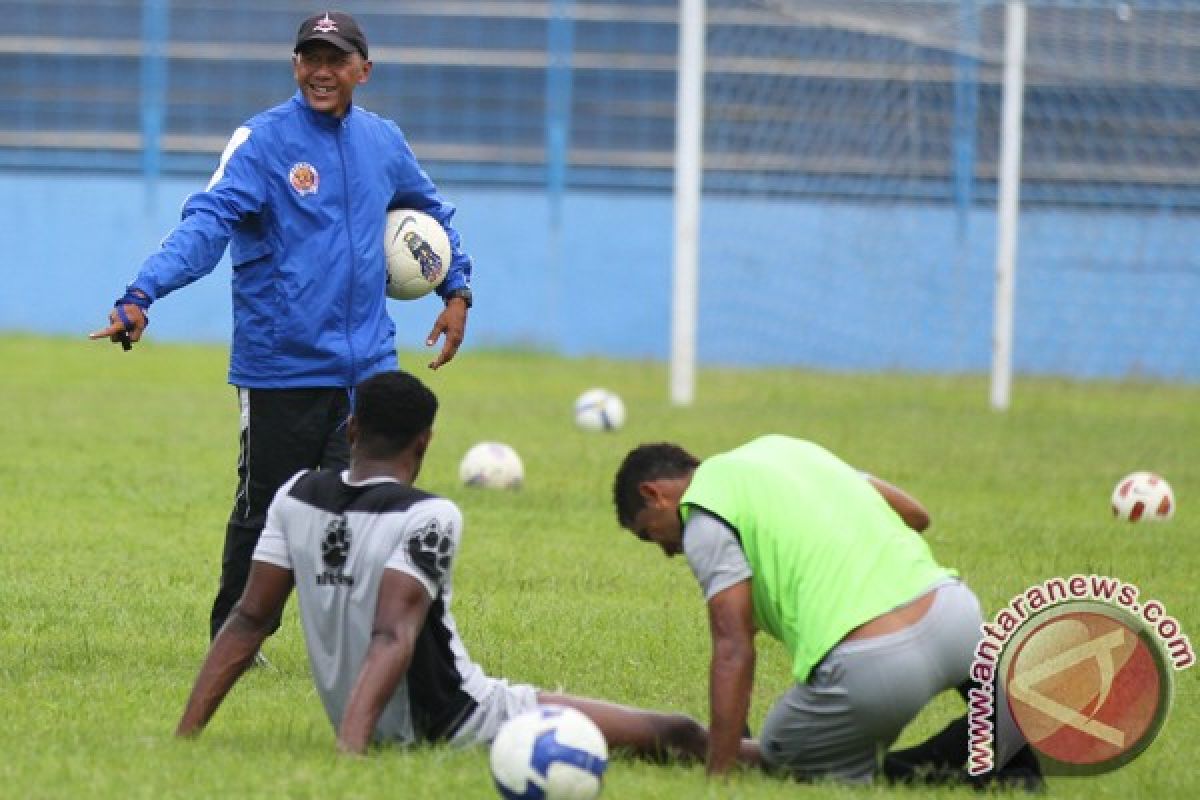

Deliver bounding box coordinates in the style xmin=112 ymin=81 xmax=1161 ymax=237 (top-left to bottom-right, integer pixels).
xmin=449 ymin=677 xmax=541 ymax=746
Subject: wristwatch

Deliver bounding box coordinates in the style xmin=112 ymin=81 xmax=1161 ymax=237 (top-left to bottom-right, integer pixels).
xmin=444 ymin=287 xmax=473 ymax=309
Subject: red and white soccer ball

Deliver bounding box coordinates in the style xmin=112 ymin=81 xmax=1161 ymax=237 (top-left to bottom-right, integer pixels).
xmin=459 ymin=442 xmax=524 ymax=490
xmin=1111 ymin=471 xmax=1175 ymax=522
xmin=490 ymin=706 xmax=608 ymax=800
xmin=384 ymin=208 xmax=450 ymax=300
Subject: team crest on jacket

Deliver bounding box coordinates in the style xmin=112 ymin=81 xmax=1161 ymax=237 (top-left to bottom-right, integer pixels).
xmin=289 ymin=162 xmax=319 ymax=195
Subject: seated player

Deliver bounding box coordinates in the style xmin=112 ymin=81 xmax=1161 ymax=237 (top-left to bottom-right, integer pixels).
xmin=176 ymin=370 xmax=755 ymax=766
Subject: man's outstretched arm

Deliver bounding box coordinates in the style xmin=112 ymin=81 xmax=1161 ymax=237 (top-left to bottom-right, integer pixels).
xmin=176 ymin=562 xmax=294 ymax=737
xmin=706 ymin=579 xmax=757 ymax=776
xmin=337 ymin=569 xmax=433 ymax=754
xmin=867 ymin=475 xmax=931 ymax=533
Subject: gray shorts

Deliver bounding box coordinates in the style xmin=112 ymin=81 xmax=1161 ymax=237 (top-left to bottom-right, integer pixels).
xmin=759 ymin=579 xmax=983 ymax=782
xmin=449 ymin=677 xmax=541 ymax=747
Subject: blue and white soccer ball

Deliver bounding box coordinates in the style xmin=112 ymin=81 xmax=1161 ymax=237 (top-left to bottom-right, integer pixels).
xmin=384 ymin=208 xmax=450 ymax=300
xmin=459 ymin=442 xmax=524 ymax=490
xmin=573 ymin=388 xmax=626 ymax=432
xmin=490 ymin=705 xmax=609 ymax=800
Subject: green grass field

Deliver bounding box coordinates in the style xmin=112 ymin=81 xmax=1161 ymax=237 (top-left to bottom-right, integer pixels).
xmin=1 ymin=335 xmax=1196 ymax=799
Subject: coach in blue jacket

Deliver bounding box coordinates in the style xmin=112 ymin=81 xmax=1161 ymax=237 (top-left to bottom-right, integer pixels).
xmin=91 ymin=11 xmax=476 ymax=645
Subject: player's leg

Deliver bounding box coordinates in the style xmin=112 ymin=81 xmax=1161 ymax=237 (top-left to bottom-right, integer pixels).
xmin=538 ymin=691 xmax=713 ymax=764
xmin=448 ymin=679 xmax=758 ymax=767
xmin=209 ymin=387 xmax=335 ymax=638
xmin=882 ymin=714 xmax=970 ymax=780
xmin=884 ymin=712 xmax=1043 ymax=790
xmin=210 ymin=522 xmax=260 ymax=640
xmin=210 ymin=388 xmax=261 ymax=639
xmin=760 ymin=580 xmax=984 ymax=783
xmin=881 ymin=580 xmax=986 ymax=782
xmin=882 ymin=582 xmax=1043 ymax=789
xmin=318 ymin=387 xmax=352 ymax=471
xmin=757 ymin=672 xmax=914 ymax=782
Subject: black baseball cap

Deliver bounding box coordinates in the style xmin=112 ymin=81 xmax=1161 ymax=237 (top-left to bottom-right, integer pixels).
xmin=295 ymin=11 xmax=368 ymax=59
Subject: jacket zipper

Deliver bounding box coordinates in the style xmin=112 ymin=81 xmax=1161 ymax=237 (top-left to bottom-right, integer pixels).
xmin=335 ymin=117 xmax=358 ymax=386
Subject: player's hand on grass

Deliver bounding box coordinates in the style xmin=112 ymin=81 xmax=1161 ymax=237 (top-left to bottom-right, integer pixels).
xmin=335 ymin=736 xmax=369 ymax=757
xmin=425 ymin=296 xmax=468 ymax=370
xmin=89 ymin=291 xmax=150 ymax=351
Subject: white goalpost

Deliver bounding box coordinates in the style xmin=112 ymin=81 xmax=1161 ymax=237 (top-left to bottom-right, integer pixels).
xmin=669 ymin=0 xmax=1029 ymax=411
xmin=669 ymin=0 xmax=1193 ymax=406
xmin=990 ymin=0 xmax=1027 ymax=412
xmin=669 ymin=0 xmax=705 ymax=407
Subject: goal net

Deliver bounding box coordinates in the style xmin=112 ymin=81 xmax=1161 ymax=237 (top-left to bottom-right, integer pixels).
xmin=678 ymin=0 xmax=1200 ymax=395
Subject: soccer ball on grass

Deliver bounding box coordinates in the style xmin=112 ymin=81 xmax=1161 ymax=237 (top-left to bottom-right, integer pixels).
xmin=573 ymin=388 xmax=626 ymax=432
xmin=384 ymin=208 xmax=450 ymax=300
xmin=459 ymin=442 xmax=524 ymax=490
xmin=1111 ymin=471 xmax=1174 ymax=522
xmin=490 ymin=705 xmax=608 ymax=800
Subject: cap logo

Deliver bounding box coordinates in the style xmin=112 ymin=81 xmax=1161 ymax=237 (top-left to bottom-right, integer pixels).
xmin=289 ymin=162 xmax=319 ymax=196
xmin=313 ymin=13 xmax=338 ymax=33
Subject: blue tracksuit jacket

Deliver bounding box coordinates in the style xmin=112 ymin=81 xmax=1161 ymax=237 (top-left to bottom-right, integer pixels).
xmin=129 ymin=91 xmax=472 ymax=388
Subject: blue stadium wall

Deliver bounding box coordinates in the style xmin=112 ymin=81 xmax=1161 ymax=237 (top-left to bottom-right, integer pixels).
xmin=4 ymin=170 xmax=1196 ymax=381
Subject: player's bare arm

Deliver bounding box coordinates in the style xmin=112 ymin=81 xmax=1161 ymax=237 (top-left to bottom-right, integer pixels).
xmin=425 ymin=296 xmax=468 ymax=370
xmin=176 ymin=562 xmax=294 ymax=737
xmin=337 ymin=568 xmax=434 ymax=754
xmin=705 ymin=579 xmax=757 ymax=776
xmin=867 ymin=475 xmax=931 ymax=533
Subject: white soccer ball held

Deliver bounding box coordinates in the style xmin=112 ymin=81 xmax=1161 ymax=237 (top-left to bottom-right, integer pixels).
xmin=490 ymin=705 xmax=609 ymax=800
xmin=573 ymin=388 xmax=626 ymax=432
xmin=384 ymin=208 xmax=451 ymax=300
xmin=459 ymin=441 xmax=525 ymax=490
xmin=1111 ymin=471 xmax=1175 ymax=522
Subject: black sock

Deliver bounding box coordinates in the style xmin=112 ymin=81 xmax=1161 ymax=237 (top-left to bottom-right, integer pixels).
xmin=884 ymin=716 xmax=970 ymax=779
xmin=885 ymin=717 xmax=1044 ymax=791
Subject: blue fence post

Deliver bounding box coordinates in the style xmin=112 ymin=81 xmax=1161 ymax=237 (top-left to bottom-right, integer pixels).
xmin=545 ymin=0 xmax=575 ymax=347
xmin=141 ymin=0 xmax=169 ymax=211
xmin=546 ymin=0 xmax=575 ymax=230
xmin=946 ymin=0 xmax=981 ymax=369
xmin=952 ymin=0 xmax=979 ymax=238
